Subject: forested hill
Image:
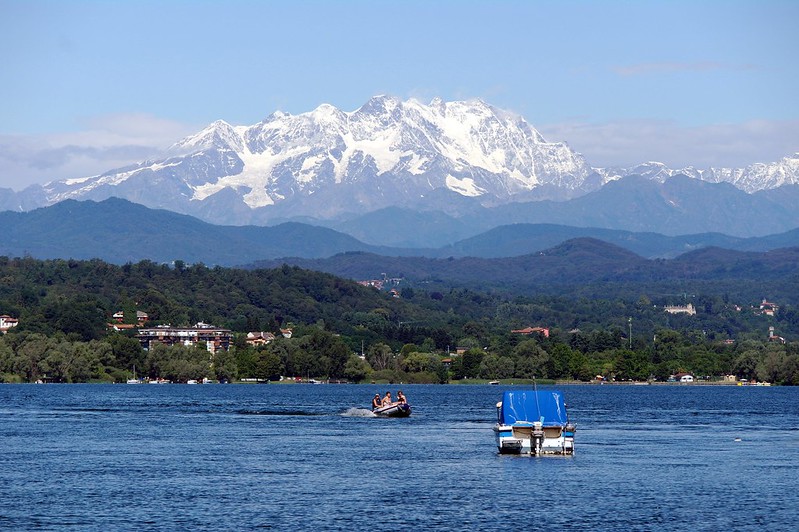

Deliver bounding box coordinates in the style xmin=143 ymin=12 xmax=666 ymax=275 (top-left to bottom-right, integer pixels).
xmin=0 ymin=255 xmax=797 ymax=385
xmin=247 ymin=239 xmax=799 ymax=302
xmin=0 ymin=198 xmax=384 ymax=265
xmin=249 ymin=237 xmax=648 ymax=284
xmin=0 ymin=257 xmax=416 ymax=341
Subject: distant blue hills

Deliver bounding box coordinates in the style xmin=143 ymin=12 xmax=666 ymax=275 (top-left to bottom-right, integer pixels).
xmin=0 ymin=197 xmax=797 ymax=268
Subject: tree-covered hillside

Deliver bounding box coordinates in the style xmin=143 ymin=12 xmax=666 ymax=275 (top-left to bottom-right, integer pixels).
xmin=0 ymin=256 xmax=796 ymax=385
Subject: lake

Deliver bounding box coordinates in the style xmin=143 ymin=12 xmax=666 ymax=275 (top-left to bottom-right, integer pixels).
xmin=1 ymin=383 xmax=796 ymax=530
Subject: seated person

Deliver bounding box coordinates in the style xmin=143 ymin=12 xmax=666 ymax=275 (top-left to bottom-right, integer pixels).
xmin=381 ymin=391 xmax=393 ymax=406
xmin=371 ymin=393 xmax=382 ymax=409
xmin=396 ymin=390 xmax=407 ymax=404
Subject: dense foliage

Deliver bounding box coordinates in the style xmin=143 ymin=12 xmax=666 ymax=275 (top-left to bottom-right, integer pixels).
xmin=0 ymin=256 xmax=797 ymax=385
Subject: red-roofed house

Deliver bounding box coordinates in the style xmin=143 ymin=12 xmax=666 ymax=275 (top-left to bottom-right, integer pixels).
xmin=246 ymin=332 xmax=276 ymax=346
xmin=511 ymin=326 xmax=550 ymax=338
xmin=760 ymin=299 xmax=779 ymax=316
xmin=0 ymin=315 xmax=18 ymax=333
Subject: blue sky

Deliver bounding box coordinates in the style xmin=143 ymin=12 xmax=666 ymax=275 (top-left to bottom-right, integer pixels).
xmin=1 ymin=0 xmax=797 ymax=189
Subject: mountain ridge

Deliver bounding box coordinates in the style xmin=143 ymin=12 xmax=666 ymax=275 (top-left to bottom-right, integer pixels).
xmin=2 ymin=96 xmax=797 ymax=232
xmin=0 ymin=198 xmax=797 ymax=267
xmin=245 ymin=238 xmax=799 ymax=295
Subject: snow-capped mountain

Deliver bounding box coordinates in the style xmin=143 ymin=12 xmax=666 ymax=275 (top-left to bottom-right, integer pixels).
xmin=25 ymin=96 xmax=799 ymax=226
xmin=596 ymin=153 xmax=799 ymax=192
xmin=39 ymin=96 xmax=593 ymax=223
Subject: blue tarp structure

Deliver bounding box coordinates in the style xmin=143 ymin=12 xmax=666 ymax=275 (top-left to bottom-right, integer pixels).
xmin=499 ymin=390 xmax=568 ymax=427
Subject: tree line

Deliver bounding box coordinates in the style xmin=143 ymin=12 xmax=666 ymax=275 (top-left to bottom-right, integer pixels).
xmin=0 ymin=256 xmax=796 ymax=384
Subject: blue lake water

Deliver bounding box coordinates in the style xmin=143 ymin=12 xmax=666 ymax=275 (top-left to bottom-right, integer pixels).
xmin=1 ymin=383 xmax=797 ymax=530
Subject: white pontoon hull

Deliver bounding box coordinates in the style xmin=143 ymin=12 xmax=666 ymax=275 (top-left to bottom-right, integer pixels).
xmin=494 ymin=424 xmax=575 ymax=455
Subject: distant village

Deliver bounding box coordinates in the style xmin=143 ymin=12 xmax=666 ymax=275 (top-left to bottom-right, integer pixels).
xmin=0 ymin=293 xmax=790 ymax=385
xmin=357 ymin=274 xmax=403 ymax=298
xmin=660 ymin=299 xmax=785 ymax=344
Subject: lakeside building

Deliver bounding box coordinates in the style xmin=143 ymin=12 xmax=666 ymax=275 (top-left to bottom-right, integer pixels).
xmin=664 ymin=303 xmax=696 ymax=315
xmin=137 ymin=323 xmax=232 ymax=354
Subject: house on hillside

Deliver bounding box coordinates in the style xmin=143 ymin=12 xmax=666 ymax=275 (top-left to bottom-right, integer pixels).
xmin=112 ymin=310 xmax=149 ymax=325
xmin=137 ymin=323 xmax=232 ymax=354
xmin=246 ymin=331 xmax=276 ymax=346
xmin=759 ymin=299 xmax=779 ymax=316
xmin=768 ymin=326 xmax=786 ymax=344
xmin=511 ymin=326 xmax=550 ymax=338
xmin=664 ymin=303 xmax=696 ymax=315
xmin=0 ymin=315 xmax=18 ymax=333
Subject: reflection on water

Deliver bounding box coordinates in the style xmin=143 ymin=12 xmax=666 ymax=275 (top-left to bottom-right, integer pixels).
xmin=1 ymin=384 xmax=797 ymax=530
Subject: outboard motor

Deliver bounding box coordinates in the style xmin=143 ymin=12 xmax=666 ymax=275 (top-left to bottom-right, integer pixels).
xmin=531 ymin=421 xmax=544 ymax=455
xmin=563 ymin=423 xmax=576 ymax=454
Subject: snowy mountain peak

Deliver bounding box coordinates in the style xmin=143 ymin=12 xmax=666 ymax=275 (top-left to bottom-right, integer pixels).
xmin=595 ymin=153 xmax=799 ymax=192
xmin=41 ymin=96 xmax=596 ymax=218
xmin=168 ymin=119 xmax=243 ymax=154
xmin=32 ymin=96 xmax=799 ymax=226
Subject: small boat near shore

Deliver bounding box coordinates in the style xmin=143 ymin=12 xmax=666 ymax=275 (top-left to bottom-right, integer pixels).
xmin=493 ymin=390 xmax=575 ymax=455
xmin=372 ymin=402 xmax=412 ymax=418
xmin=126 ymin=365 xmax=141 ymax=384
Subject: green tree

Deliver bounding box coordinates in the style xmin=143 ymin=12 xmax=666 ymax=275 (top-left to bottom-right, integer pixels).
xmin=343 ymin=355 xmax=370 ymax=382
xmin=479 ymin=354 xmax=514 ymax=379
xmin=366 ymin=343 xmax=394 ymax=371
xmin=461 ymin=348 xmax=484 ymax=378
xmin=14 ymin=333 xmax=52 ymax=382
xmin=733 ymin=349 xmax=760 ymax=381
xmin=252 ymin=348 xmax=283 ymax=381
xmin=401 ymin=351 xmax=435 ymax=373
xmin=614 ymin=349 xmax=652 ymax=381
xmin=212 ymin=348 xmax=239 ymax=382
xmin=513 ymin=340 xmax=551 ymax=378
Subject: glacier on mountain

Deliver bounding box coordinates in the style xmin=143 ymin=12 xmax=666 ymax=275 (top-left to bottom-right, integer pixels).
xmin=41 ymin=96 xmax=592 ymax=212
xmin=35 ymin=96 xmax=799 ymax=224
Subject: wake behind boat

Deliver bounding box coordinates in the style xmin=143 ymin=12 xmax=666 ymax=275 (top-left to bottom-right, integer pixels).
xmin=493 ymin=389 xmax=575 ymax=455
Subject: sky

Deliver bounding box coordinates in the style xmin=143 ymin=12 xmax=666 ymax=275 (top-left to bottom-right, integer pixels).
xmin=1 ymin=0 xmax=797 ymax=190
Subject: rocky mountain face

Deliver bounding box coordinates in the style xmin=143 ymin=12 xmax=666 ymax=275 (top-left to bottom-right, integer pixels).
xmin=3 ymin=96 xmax=798 ymax=231
xmin=34 ymin=96 xmax=593 ymax=224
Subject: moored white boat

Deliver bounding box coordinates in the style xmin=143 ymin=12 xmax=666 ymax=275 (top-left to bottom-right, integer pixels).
xmin=372 ymin=402 xmax=412 ymax=417
xmin=127 ymin=365 xmax=141 ymax=384
xmin=493 ymin=390 xmax=575 ymax=455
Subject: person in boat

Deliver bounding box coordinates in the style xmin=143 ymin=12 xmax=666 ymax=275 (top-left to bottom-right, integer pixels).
xmin=381 ymin=391 xmax=393 ymax=406
xmin=396 ymin=390 xmax=407 ymax=404
xmin=371 ymin=394 xmax=382 ymax=409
